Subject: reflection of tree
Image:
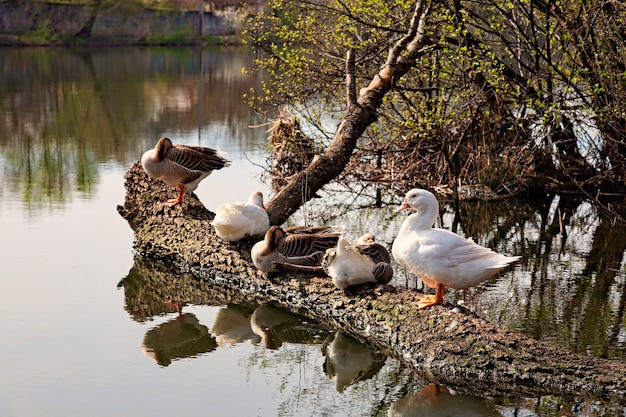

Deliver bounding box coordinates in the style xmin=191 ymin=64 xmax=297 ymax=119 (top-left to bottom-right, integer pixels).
xmin=565 ymin=202 xmax=626 ymax=359
xmin=468 ymin=194 xmax=626 ymax=360
xmin=0 ymin=47 xmax=267 ymax=211
xmin=2 ymin=131 xmax=98 ymax=210
xmin=142 ymin=313 xmax=217 ymax=367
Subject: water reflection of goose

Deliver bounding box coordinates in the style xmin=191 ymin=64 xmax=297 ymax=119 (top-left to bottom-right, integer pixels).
xmin=392 ymin=189 xmax=520 ymax=309
xmin=321 ymin=332 xmax=386 ymax=393
xmin=141 ymin=137 xmax=230 ymax=207
xmin=322 ymin=235 xmax=393 ymax=291
xmin=210 ymin=305 xmax=261 ymax=346
xmin=250 ymin=305 xmax=328 ymax=349
xmin=251 ymin=225 xmax=343 ymax=273
xmin=141 ymin=313 xmax=217 ymax=367
xmin=388 ymin=384 xmax=502 ymax=417
xmin=211 ymin=191 xmax=270 ymax=242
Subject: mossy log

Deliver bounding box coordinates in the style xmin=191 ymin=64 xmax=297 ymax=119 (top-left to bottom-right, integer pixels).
xmin=117 ymin=161 xmax=626 ymax=403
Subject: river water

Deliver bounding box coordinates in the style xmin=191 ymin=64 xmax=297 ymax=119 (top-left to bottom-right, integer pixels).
xmin=0 ymin=46 xmax=624 ymax=416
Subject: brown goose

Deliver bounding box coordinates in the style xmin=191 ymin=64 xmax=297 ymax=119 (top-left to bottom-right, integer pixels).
xmin=322 ymin=234 xmax=393 ymax=290
xmin=251 ymin=225 xmax=343 ymax=273
xmin=353 ymin=234 xmax=394 ymax=286
xmin=141 ymin=137 xmax=230 ymax=207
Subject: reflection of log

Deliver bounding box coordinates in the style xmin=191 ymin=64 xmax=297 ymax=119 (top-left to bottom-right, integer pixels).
xmin=117 ymin=257 xmax=259 ymax=322
xmin=117 ymin=162 xmax=626 ymax=403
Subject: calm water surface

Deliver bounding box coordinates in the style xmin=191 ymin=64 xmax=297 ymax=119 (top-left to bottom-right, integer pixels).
xmin=0 ymin=47 xmax=624 ymax=417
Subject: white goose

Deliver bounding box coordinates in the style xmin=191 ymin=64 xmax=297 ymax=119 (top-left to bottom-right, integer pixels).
xmin=251 ymin=225 xmax=343 ymax=273
xmin=211 ymin=191 xmax=270 ymax=241
xmin=323 ymin=235 xmax=393 ymax=291
xmin=391 ymin=188 xmax=520 ymax=309
xmin=141 ymin=137 xmax=230 ymax=207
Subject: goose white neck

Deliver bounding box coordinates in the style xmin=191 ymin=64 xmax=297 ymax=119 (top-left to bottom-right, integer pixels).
xmin=248 ymin=191 xmax=264 ymax=207
xmin=404 ymin=193 xmax=439 ymax=230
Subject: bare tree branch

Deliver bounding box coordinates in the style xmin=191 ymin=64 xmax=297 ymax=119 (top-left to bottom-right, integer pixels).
xmin=266 ymin=0 xmax=432 ymax=225
xmin=346 ymin=48 xmax=357 ymax=109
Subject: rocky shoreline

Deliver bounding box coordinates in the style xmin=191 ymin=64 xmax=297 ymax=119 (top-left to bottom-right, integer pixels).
xmin=0 ymin=2 xmax=245 ymax=47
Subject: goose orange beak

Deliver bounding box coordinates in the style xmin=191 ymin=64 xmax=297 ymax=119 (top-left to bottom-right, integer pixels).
xmin=394 ymin=200 xmax=411 ymax=213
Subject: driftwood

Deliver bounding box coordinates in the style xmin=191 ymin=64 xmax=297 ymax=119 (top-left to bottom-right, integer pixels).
xmin=117 ymin=161 xmax=626 ymax=404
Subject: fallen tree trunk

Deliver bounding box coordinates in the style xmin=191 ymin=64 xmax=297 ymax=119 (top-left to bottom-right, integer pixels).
xmin=117 ymin=161 xmax=626 ymax=403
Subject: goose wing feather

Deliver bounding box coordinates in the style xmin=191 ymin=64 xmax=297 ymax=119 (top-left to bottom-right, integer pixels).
xmin=417 ymin=229 xmax=513 ymax=267
xmin=372 ymin=262 xmax=394 ymax=285
xmin=354 ymin=242 xmax=391 ymax=264
xmin=167 ymin=144 xmax=230 ymax=172
xmin=281 ymin=251 xmax=325 ymax=267
xmin=277 ymin=234 xmax=340 ymax=258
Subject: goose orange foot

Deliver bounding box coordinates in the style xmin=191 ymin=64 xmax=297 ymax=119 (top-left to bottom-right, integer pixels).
xmin=163 ymin=299 xmax=183 ymax=315
xmin=163 ymin=197 xmax=182 ymax=207
xmin=416 ymin=283 xmax=445 ymax=310
xmin=163 ymin=185 xmax=185 ymax=207
xmin=416 ymin=295 xmax=439 ymax=309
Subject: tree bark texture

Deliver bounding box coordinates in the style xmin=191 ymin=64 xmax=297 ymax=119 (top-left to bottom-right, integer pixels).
xmin=117 ymin=161 xmax=626 ymax=404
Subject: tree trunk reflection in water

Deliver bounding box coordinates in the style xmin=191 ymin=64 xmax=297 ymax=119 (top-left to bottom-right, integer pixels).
xmin=566 ymin=199 xmax=626 ymax=359
xmin=456 ymin=193 xmax=625 ymax=360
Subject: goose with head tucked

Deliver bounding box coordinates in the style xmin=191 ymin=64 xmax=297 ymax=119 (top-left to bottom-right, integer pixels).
xmin=211 ymin=191 xmax=270 ymax=241
xmin=352 ymin=234 xmax=394 ymax=286
xmin=352 ymin=233 xmax=391 ymax=266
xmin=353 ymin=232 xmax=375 ymax=246
xmin=141 ymin=137 xmax=230 ymax=207
xmin=323 ymin=235 xmax=393 ymax=291
xmin=251 ymin=225 xmax=343 ymax=273
xmin=391 ymin=188 xmax=520 ymax=309
xmin=321 ymin=332 xmax=386 ymax=393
